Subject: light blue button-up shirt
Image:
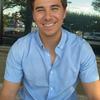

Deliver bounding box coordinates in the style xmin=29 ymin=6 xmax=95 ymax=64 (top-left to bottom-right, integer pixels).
xmin=4 ymin=29 xmax=99 ymax=100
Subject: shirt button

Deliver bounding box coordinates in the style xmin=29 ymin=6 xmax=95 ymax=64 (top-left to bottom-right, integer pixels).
xmin=50 ymin=87 xmax=53 ymax=91
xmin=47 ymin=53 xmax=50 ymax=57
xmin=50 ymin=71 xmax=53 ymax=75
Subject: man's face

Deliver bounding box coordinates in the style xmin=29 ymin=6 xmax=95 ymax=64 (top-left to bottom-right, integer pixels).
xmin=33 ymin=0 xmax=66 ymax=37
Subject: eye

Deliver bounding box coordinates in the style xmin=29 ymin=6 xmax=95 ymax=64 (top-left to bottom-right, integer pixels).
xmin=52 ymin=7 xmax=59 ymax=11
xmin=35 ymin=7 xmax=45 ymax=12
xmin=36 ymin=9 xmax=44 ymax=12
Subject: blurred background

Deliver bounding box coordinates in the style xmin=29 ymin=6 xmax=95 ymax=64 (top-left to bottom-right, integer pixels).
xmin=0 ymin=0 xmax=100 ymax=99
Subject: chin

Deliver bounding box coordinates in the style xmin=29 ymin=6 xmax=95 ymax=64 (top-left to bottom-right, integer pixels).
xmin=45 ymin=31 xmax=59 ymax=37
xmin=39 ymin=27 xmax=60 ymax=36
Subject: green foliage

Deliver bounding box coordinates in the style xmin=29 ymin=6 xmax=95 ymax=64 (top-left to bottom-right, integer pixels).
xmin=3 ymin=0 xmax=100 ymax=33
xmin=3 ymin=0 xmax=27 ymax=23
xmin=63 ymin=12 xmax=100 ymax=32
xmin=3 ymin=0 xmax=32 ymax=34
xmin=3 ymin=0 xmax=26 ymax=10
xmin=92 ymin=0 xmax=100 ymax=12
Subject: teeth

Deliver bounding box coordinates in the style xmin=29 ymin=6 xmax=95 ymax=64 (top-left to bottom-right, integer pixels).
xmin=44 ymin=23 xmax=53 ymax=27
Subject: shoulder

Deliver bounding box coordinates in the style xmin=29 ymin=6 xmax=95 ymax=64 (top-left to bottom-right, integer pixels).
xmin=14 ymin=32 xmax=34 ymax=46
xmin=63 ymin=29 xmax=86 ymax=47
xmin=63 ymin=29 xmax=94 ymax=56
xmin=8 ymin=32 xmax=36 ymax=60
xmin=11 ymin=31 xmax=36 ymax=50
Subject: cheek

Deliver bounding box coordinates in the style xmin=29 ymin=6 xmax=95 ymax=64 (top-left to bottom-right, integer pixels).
xmin=55 ymin=12 xmax=65 ymax=20
xmin=55 ymin=15 xmax=64 ymax=23
xmin=33 ymin=13 xmax=44 ymax=22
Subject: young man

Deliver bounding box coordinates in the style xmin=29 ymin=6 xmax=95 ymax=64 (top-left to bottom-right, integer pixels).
xmin=0 ymin=0 xmax=100 ymax=100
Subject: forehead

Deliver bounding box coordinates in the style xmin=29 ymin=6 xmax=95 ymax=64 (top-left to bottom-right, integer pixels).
xmin=33 ymin=0 xmax=62 ymax=7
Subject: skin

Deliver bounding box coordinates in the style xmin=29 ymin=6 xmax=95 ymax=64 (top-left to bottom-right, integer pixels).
xmin=82 ymin=80 xmax=100 ymax=100
xmin=33 ymin=0 xmax=66 ymax=63
xmin=33 ymin=0 xmax=65 ymax=37
xmin=0 ymin=0 xmax=100 ymax=100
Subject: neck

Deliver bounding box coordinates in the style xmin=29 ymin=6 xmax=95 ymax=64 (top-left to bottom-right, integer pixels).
xmin=39 ymin=30 xmax=62 ymax=64
xmin=40 ymin=32 xmax=62 ymax=50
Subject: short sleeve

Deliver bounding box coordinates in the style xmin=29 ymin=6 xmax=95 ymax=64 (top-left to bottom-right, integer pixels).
xmin=4 ymin=40 xmax=23 ymax=83
xmin=79 ymin=40 xmax=99 ymax=83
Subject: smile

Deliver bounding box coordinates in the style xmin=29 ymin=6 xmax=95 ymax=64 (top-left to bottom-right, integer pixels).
xmin=43 ymin=23 xmax=54 ymax=27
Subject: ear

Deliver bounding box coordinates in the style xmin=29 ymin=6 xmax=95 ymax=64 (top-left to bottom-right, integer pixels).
xmin=33 ymin=16 xmax=35 ymax=21
xmin=32 ymin=12 xmax=35 ymax=22
xmin=63 ymin=14 xmax=66 ymax=19
xmin=63 ymin=12 xmax=66 ymax=19
xmin=63 ymin=8 xmax=67 ymax=19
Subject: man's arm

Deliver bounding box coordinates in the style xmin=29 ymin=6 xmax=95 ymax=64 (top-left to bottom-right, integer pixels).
xmin=0 ymin=80 xmax=21 ymax=100
xmin=82 ymin=80 xmax=100 ymax=100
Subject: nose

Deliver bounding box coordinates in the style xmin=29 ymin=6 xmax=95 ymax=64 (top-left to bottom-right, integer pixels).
xmin=45 ymin=10 xmax=52 ymax=21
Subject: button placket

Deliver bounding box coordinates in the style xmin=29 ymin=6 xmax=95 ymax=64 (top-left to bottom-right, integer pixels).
xmin=45 ymin=49 xmax=51 ymax=65
xmin=47 ymin=69 xmax=56 ymax=98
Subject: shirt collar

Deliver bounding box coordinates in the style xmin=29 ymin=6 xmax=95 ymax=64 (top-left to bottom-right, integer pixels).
xmin=35 ymin=30 xmax=44 ymax=48
xmin=57 ymin=28 xmax=67 ymax=50
xmin=35 ymin=28 xmax=68 ymax=49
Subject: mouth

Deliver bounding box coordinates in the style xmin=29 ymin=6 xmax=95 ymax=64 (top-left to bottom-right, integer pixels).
xmin=44 ymin=23 xmax=54 ymax=27
xmin=43 ymin=23 xmax=55 ymax=28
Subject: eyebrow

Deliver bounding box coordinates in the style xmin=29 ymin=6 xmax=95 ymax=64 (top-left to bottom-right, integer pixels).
xmin=51 ymin=4 xmax=61 ymax=8
xmin=35 ymin=6 xmax=44 ymax=10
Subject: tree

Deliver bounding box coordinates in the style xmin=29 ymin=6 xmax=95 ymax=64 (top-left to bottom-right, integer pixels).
xmin=0 ymin=0 xmax=4 ymax=44
xmin=92 ymin=0 xmax=100 ymax=12
xmin=3 ymin=0 xmax=26 ymax=10
xmin=24 ymin=0 xmax=33 ymax=34
xmin=63 ymin=12 xmax=100 ymax=32
xmin=3 ymin=0 xmax=32 ymax=34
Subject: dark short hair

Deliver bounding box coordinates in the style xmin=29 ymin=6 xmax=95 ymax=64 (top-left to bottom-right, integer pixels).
xmin=61 ymin=0 xmax=67 ymax=9
xmin=30 ymin=0 xmax=67 ymax=10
